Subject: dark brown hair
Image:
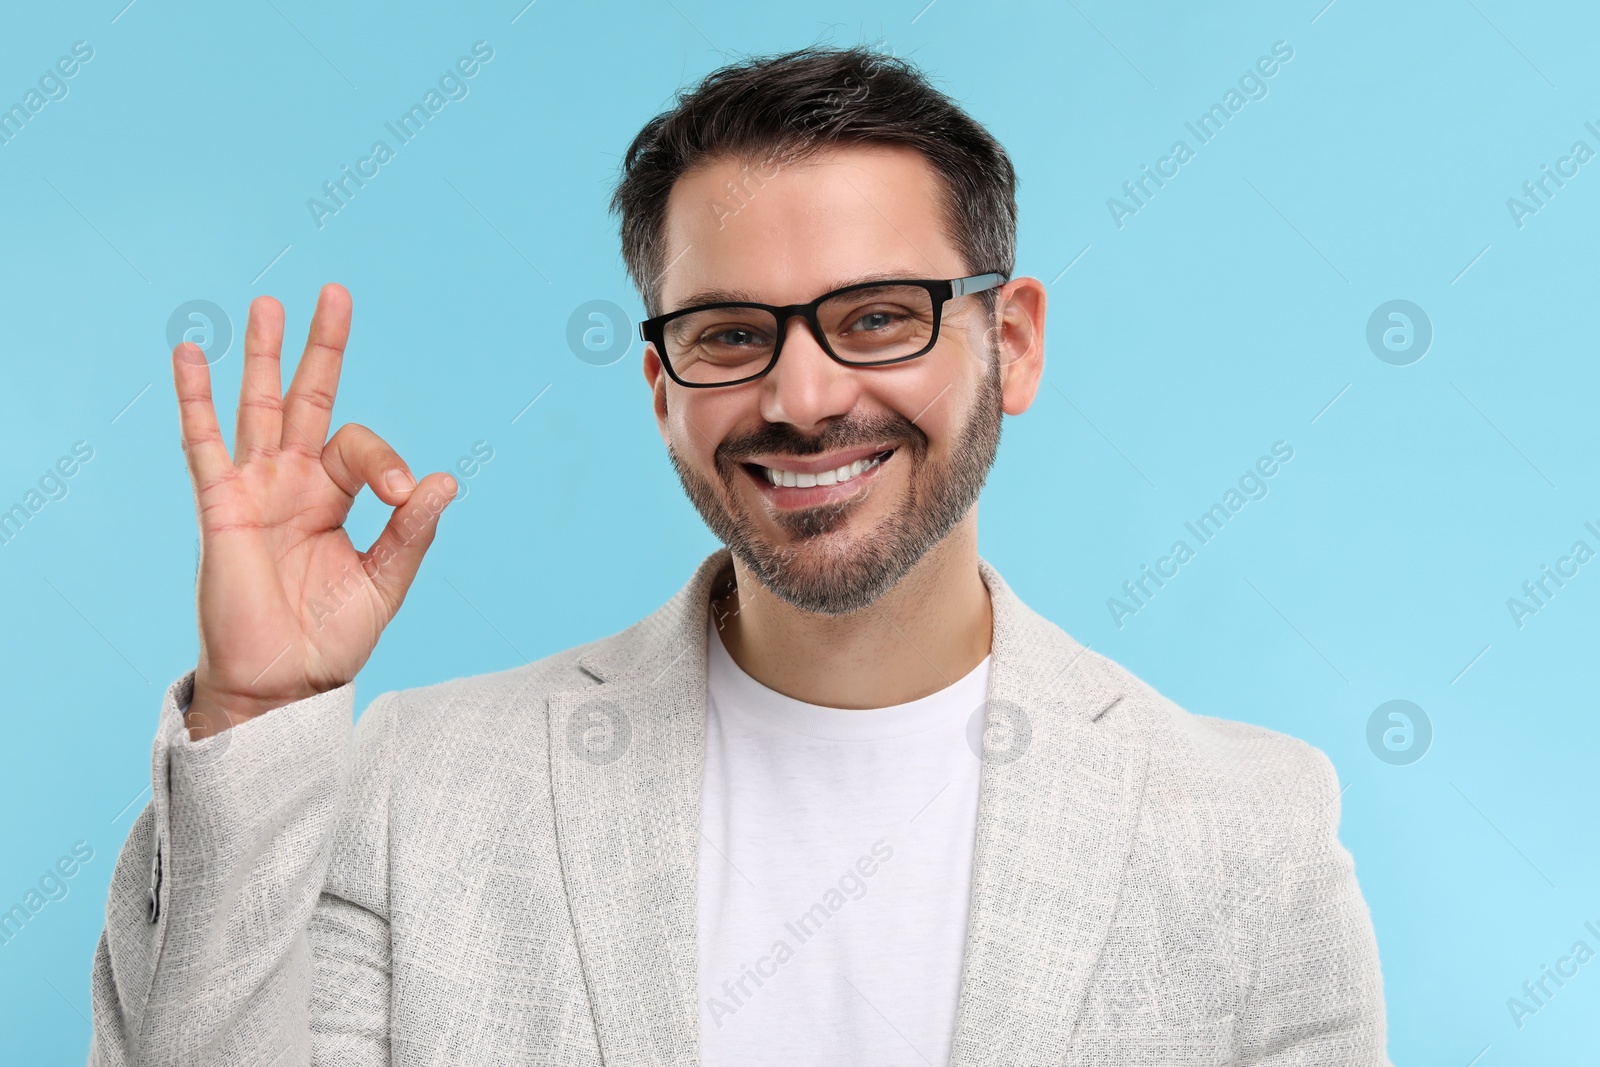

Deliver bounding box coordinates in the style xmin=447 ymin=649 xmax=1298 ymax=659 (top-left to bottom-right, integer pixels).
xmin=610 ymin=46 xmax=1017 ymax=316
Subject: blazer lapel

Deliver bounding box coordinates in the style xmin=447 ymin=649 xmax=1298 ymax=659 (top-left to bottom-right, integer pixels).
xmin=544 ymin=549 xmax=733 ymax=1067
xmin=948 ymin=560 xmax=1152 ymax=1065
xmin=543 ymin=548 xmax=1149 ymax=1065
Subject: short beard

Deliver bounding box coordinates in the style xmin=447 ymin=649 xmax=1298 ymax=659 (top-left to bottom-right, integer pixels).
xmin=668 ymin=349 xmax=1004 ymax=616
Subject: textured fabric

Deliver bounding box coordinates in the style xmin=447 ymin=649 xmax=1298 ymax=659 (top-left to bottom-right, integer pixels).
xmin=699 ymin=609 xmax=989 ymax=1064
xmin=87 ymin=547 xmax=1388 ymax=1065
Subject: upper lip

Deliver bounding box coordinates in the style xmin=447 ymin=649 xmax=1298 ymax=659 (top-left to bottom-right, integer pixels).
xmin=740 ymin=443 xmax=896 ymax=475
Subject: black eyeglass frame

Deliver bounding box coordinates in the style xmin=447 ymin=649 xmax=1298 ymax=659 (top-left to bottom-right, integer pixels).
xmin=637 ymin=272 xmax=1009 ymax=388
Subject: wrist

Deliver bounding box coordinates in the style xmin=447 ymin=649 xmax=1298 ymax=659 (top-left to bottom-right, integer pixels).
xmin=185 ymin=678 xmax=292 ymax=740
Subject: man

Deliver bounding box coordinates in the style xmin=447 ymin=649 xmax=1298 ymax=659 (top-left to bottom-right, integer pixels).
xmin=89 ymin=46 xmax=1385 ymax=1065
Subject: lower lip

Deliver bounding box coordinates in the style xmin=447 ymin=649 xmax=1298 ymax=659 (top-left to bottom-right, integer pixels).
xmin=742 ymin=451 xmax=893 ymax=510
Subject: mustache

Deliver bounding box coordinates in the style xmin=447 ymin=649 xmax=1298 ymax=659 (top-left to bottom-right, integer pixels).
xmin=715 ymin=412 xmax=928 ymax=465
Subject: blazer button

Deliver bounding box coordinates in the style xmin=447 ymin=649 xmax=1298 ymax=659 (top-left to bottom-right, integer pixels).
xmin=147 ymin=843 xmax=162 ymax=924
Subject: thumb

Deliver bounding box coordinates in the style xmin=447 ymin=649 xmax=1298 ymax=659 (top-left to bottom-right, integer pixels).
xmin=360 ymin=472 xmax=457 ymax=618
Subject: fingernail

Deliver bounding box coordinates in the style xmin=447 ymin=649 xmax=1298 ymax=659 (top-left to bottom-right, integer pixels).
xmin=441 ymin=475 xmax=458 ymax=497
xmin=386 ymin=469 xmax=415 ymax=494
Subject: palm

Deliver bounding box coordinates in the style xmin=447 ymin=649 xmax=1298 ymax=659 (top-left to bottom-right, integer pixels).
xmin=196 ymin=457 xmax=378 ymax=697
xmin=176 ymin=285 xmax=455 ymax=730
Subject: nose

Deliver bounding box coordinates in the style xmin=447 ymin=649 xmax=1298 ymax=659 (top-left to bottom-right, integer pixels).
xmin=757 ymin=314 xmax=862 ymax=433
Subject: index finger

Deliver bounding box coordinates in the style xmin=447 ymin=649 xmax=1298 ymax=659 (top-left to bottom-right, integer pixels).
xmin=172 ymin=342 xmax=231 ymax=489
xmin=280 ymin=283 xmax=352 ymax=456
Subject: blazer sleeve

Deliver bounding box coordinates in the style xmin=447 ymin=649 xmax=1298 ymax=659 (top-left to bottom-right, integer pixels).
xmin=1233 ymin=746 xmax=1389 ymax=1066
xmin=86 ymin=668 xmax=399 ymax=1066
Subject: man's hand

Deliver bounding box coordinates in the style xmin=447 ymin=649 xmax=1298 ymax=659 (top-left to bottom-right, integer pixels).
xmin=174 ymin=283 xmax=456 ymax=739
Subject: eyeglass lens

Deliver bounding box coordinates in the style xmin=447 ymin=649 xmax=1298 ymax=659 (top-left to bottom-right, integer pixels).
xmin=662 ymin=283 xmax=938 ymax=384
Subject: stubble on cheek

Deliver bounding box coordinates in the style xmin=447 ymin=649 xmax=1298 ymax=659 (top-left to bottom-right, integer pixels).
xmin=664 ymin=349 xmax=997 ymax=615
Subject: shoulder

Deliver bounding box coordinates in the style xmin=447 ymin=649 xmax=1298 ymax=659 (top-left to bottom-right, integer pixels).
xmin=1055 ymin=651 xmax=1359 ymax=957
xmin=1092 ymin=651 xmax=1345 ymax=848
xmin=984 ymin=557 xmax=1339 ymax=819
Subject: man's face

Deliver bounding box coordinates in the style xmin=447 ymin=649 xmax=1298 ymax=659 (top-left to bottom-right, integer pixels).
xmin=643 ymin=144 xmax=1040 ymax=615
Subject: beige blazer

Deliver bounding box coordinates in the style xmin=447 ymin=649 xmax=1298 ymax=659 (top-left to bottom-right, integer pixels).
xmin=88 ymin=548 xmax=1386 ymax=1064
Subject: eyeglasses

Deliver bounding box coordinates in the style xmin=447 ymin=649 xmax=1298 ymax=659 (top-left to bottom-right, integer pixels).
xmin=638 ymin=272 xmax=1008 ymax=388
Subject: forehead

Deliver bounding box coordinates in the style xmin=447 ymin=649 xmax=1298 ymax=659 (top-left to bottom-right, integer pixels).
xmin=657 ymin=143 xmax=966 ymax=311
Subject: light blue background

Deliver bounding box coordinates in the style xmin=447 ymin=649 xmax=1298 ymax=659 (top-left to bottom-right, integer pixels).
xmin=2 ymin=0 xmax=1596 ymax=1062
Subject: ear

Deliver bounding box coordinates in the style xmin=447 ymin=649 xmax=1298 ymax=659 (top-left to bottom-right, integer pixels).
xmin=643 ymin=343 xmax=670 ymax=444
xmin=992 ymin=277 xmax=1046 ymax=416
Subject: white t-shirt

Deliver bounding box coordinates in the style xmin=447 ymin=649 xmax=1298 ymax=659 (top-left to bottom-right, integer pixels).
xmin=698 ymin=613 xmax=991 ymax=1066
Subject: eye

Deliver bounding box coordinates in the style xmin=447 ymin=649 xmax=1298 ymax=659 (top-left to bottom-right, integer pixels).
xmin=708 ymin=327 xmax=762 ymax=346
xmin=842 ymin=305 xmax=916 ymax=335
xmin=852 ymin=311 xmax=897 ymax=332
xmin=851 ymin=307 xmax=907 ymax=331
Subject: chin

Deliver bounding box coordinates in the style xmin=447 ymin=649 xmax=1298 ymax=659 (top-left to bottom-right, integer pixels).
xmin=733 ymin=517 xmax=926 ymax=617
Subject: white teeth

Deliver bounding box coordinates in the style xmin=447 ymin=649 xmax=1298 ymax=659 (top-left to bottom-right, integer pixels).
xmin=761 ymin=454 xmax=884 ymax=488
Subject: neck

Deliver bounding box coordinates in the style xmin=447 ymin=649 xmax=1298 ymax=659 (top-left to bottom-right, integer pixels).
xmin=710 ymin=514 xmax=992 ymax=709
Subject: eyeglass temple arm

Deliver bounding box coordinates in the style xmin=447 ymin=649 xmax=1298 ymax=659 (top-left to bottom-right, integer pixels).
xmin=951 ymin=272 xmax=1007 ymax=298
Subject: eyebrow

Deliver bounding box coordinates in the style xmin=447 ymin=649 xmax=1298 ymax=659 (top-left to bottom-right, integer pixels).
xmin=671 ymin=270 xmax=934 ymax=312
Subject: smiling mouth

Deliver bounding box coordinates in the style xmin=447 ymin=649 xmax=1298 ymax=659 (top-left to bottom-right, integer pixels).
xmin=741 ymin=448 xmax=896 ymax=489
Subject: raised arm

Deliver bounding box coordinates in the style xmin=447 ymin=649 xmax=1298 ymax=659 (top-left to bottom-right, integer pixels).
xmin=88 ymin=286 xmax=452 ymax=1064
